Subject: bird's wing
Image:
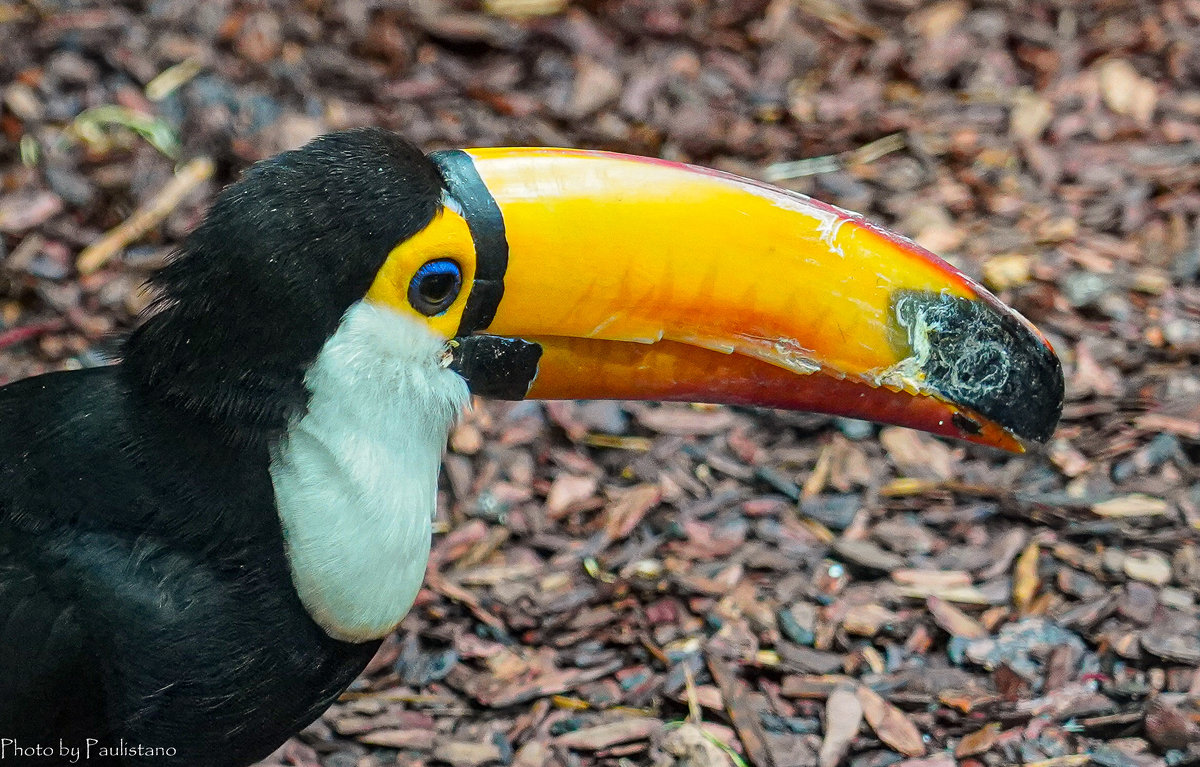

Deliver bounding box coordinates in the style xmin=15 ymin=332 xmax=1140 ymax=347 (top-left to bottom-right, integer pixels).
xmin=0 ymin=368 xmax=124 ymax=743
xmin=0 ymin=546 xmax=110 ymax=743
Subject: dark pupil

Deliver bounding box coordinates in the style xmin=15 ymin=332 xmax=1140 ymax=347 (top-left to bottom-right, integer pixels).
xmin=408 ymin=259 xmax=462 ymax=316
xmin=419 ymin=272 xmax=456 ymax=303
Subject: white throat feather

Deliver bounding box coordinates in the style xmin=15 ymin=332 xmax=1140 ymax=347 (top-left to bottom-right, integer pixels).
xmin=269 ymin=301 xmax=469 ymax=642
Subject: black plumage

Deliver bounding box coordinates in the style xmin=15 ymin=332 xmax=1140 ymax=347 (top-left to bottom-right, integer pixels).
xmin=0 ymin=129 xmax=446 ymax=766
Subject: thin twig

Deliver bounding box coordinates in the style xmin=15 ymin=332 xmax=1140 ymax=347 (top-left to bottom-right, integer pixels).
xmin=76 ymin=156 xmax=214 ymax=275
xmin=764 ymin=133 xmax=907 ymax=182
xmin=682 ymin=663 xmax=701 ymax=724
xmin=145 ymin=58 xmax=204 ymax=102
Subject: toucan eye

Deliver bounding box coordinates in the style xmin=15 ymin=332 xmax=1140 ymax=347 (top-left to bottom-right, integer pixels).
xmin=408 ymin=260 xmax=463 ymax=316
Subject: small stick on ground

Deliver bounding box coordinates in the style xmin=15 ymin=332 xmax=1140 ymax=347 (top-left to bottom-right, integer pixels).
xmin=76 ymin=156 xmax=214 ymax=275
xmin=765 ymin=133 xmax=907 ymax=182
xmin=683 ymin=662 xmax=702 ymax=724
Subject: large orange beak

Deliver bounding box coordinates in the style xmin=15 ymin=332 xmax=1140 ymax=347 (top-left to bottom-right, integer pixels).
xmin=430 ymin=148 xmax=1063 ymax=451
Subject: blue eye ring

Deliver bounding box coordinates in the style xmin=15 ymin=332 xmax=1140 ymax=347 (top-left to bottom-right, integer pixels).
xmin=408 ymin=259 xmax=463 ymax=316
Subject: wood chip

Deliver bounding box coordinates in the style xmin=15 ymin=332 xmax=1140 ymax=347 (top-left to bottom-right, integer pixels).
xmin=634 ymin=405 xmax=737 ymax=435
xmin=832 ymin=538 xmax=905 ymax=572
xmin=602 ymin=484 xmax=661 ymax=540
xmin=1013 ymin=541 xmax=1040 ymax=613
xmin=954 ymin=722 xmax=1000 ymax=757
xmin=842 ymin=603 xmax=900 ymax=637
xmin=1091 ymin=494 xmax=1169 ymax=518
xmin=0 ymin=191 xmax=62 ymax=234
xmin=926 ymin=596 xmax=988 ymax=639
xmin=1122 ymin=551 xmax=1172 ymax=585
xmin=818 ymin=685 xmax=863 ymax=767
xmin=781 ymin=675 xmax=857 ymax=699
xmin=512 ymin=740 xmax=551 ymax=767
xmin=708 ymin=655 xmax=777 ymax=767
xmin=659 ymin=722 xmax=734 ymax=767
xmin=1096 ymin=58 xmax=1157 ymax=125
xmin=554 ymin=718 xmax=663 ymax=750
xmin=892 ymin=569 xmax=972 ymax=588
xmin=545 ymin=473 xmax=599 ymax=517
xmin=358 ymin=729 xmax=436 ymax=750
xmin=433 ymin=739 xmax=504 ymax=767
xmin=856 ymin=685 xmax=925 ymax=757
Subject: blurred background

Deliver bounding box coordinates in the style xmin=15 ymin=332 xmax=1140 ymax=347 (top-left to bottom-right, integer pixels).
xmin=2 ymin=1 xmax=1200 ymax=766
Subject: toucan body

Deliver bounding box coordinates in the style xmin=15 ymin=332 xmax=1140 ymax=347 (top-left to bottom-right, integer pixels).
xmin=0 ymin=130 xmax=1062 ymax=766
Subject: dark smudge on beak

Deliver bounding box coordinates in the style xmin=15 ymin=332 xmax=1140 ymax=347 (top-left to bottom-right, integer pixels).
xmin=889 ymin=291 xmax=1064 ymax=443
xmin=448 ymin=335 xmax=542 ymax=400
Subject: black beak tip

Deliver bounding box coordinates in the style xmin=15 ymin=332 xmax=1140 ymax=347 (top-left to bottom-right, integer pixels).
xmin=893 ymin=291 xmax=1065 ymax=444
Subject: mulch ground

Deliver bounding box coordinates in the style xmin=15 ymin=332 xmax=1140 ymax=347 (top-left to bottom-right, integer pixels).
xmin=3 ymin=1 xmax=1200 ymax=766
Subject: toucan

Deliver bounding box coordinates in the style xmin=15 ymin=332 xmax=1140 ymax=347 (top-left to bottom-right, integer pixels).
xmin=0 ymin=128 xmax=1062 ymax=766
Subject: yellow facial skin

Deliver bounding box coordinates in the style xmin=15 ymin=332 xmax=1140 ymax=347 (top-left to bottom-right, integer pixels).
xmin=364 ymin=206 xmax=476 ymax=339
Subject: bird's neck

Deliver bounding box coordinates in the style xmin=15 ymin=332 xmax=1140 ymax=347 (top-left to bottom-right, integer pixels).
xmin=268 ymin=302 xmax=469 ymax=642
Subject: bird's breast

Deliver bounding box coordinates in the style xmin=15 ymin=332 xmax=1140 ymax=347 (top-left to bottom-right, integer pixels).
xmin=269 ymin=302 xmax=469 ymax=642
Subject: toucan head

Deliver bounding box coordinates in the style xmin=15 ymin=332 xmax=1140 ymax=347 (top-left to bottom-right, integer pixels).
xmin=125 ymin=128 xmax=1063 ymax=452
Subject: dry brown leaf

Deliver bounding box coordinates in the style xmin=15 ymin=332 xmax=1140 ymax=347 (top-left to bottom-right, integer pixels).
xmin=856 ymin=685 xmax=925 ymax=757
